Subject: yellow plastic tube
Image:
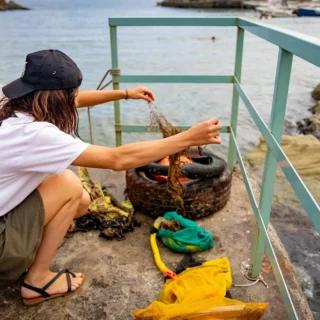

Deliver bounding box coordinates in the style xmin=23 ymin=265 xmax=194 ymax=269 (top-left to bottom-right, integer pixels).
xmin=150 ymin=233 xmax=176 ymax=279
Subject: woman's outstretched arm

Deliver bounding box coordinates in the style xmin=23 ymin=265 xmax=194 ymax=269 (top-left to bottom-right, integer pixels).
xmin=76 ymin=86 xmax=154 ymax=108
xmin=72 ymin=118 xmax=222 ymax=171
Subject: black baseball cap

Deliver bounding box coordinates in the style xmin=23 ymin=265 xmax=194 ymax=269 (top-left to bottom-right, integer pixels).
xmin=2 ymin=49 xmax=82 ymax=99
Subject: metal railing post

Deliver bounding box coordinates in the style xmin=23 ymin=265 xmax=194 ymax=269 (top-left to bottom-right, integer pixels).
xmin=106 ymin=17 xmax=320 ymax=319
xmin=251 ymin=48 xmax=293 ymax=277
xmin=110 ymin=25 xmax=122 ymax=146
xmin=228 ymin=26 xmax=244 ymax=168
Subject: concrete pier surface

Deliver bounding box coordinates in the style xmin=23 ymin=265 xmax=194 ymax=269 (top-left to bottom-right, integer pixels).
xmin=0 ymin=167 xmax=313 ymax=320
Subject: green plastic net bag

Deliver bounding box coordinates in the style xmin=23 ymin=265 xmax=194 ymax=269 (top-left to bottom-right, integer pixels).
xmin=156 ymin=211 xmax=214 ymax=253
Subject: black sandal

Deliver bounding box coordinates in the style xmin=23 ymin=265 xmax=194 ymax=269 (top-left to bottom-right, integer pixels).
xmin=21 ymin=269 xmax=85 ymax=306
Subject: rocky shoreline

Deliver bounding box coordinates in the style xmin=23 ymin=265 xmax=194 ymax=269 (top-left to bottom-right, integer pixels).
xmin=244 ymin=83 xmax=320 ymax=316
xmin=297 ymin=83 xmax=320 ymax=140
xmin=244 ymin=83 xmax=320 ymax=205
xmin=157 ymin=0 xmax=243 ymax=8
xmin=0 ymin=0 xmax=28 ymax=11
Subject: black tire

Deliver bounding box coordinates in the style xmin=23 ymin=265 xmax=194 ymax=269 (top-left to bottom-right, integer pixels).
xmin=126 ymin=152 xmax=232 ymax=219
xmin=137 ymin=150 xmax=225 ymax=179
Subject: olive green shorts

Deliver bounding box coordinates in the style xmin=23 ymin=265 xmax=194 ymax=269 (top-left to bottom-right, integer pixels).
xmin=0 ymin=189 xmax=44 ymax=287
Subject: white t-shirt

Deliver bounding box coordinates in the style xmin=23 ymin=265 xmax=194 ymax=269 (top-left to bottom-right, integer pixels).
xmin=0 ymin=112 xmax=90 ymax=216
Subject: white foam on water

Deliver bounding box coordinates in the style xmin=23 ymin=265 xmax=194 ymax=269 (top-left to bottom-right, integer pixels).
xmin=312 ymin=230 xmax=320 ymax=238
xmin=294 ymin=264 xmax=315 ymax=299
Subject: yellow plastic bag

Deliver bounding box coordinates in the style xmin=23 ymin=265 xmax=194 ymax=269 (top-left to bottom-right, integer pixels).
xmin=133 ymin=257 xmax=268 ymax=320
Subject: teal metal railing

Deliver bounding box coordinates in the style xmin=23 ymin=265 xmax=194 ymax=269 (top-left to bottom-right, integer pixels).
xmin=96 ymin=17 xmax=320 ymax=319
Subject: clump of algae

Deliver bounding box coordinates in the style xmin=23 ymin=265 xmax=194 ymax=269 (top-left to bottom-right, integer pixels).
xmin=148 ymin=104 xmax=189 ymax=214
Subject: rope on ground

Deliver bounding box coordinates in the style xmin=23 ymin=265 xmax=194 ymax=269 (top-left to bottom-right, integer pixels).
xmin=87 ymin=68 xmax=121 ymax=144
xmin=233 ymin=261 xmax=269 ymax=288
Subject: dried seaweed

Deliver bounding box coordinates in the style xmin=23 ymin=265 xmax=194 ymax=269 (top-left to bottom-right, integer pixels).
xmin=148 ymin=103 xmax=189 ymax=214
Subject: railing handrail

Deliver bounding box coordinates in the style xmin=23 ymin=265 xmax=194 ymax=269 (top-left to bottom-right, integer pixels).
xmin=109 ymin=17 xmax=237 ymax=26
xmin=234 ymin=77 xmax=320 ymax=230
xmin=109 ymin=17 xmax=320 ymax=68
xmin=104 ymin=17 xmax=320 ymax=319
xmin=239 ymin=18 xmax=320 ymax=68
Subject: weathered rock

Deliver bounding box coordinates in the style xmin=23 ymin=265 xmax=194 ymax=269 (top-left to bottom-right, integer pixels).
xmin=308 ymin=114 xmax=320 ymax=131
xmin=298 ymin=99 xmax=320 ymax=139
xmin=297 ymin=113 xmax=320 ymax=137
xmin=308 ymin=101 xmax=320 ymax=115
xmin=244 ymin=134 xmax=320 ymax=207
xmin=0 ymin=0 xmax=28 ymax=10
xmin=312 ymin=83 xmax=320 ymax=100
xmin=312 ymin=131 xmax=320 ymax=140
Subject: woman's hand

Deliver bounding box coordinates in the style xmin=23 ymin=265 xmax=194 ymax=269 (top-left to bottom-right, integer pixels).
xmin=185 ymin=118 xmax=222 ymax=146
xmin=127 ymin=86 xmax=155 ymax=102
xmin=76 ymin=87 xmax=155 ymax=108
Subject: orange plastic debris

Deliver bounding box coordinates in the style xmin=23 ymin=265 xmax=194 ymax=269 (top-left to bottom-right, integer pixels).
xmin=153 ymin=156 xmax=192 ymax=182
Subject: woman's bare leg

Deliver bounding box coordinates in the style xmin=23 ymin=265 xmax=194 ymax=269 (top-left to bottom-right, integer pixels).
xmin=21 ymin=170 xmax=90 ymax=298
xmin=75 ymin=189 xmax=90 ymax=219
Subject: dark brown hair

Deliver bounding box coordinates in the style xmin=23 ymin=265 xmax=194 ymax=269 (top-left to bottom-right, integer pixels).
xmin=0 ymin=88 xmax=80 ymax=138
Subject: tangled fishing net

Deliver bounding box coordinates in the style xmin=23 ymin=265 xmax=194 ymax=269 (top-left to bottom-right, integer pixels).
xmin=70 ymin=167 xmax=140 ymax=240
